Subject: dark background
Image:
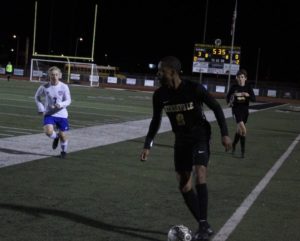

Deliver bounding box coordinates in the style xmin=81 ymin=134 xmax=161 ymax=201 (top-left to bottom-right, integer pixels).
xmin=0 ymin=0 xmax=299 ymax=83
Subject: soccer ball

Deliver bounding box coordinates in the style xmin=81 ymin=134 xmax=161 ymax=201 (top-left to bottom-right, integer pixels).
xmin=167 ymin=224 xmax=192 ymax=241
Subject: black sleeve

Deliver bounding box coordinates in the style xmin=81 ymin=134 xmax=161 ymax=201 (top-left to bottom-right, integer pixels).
xmin=226 ymin=86 xmax=235 ymax=103
xmin=248 ymin=85 xmax=256 ymax=102
xmin=144 ymin=92 xmax=163 ymax=149
xmin=197 ymin=85 xmax=229 ymax=137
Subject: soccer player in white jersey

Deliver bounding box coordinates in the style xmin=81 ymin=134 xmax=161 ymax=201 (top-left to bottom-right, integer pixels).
xmin=34 ymin=66 xmax=71 ymax=158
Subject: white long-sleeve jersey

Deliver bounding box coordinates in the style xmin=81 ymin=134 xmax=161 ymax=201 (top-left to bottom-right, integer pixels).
xmin=34 ymin=81 xmax=71 ymax=118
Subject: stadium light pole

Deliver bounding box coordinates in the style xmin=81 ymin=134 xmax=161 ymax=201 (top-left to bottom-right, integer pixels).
xmin=199 ymin=0 xmax=209 ymax=84
xmin=12 ymin=34 xmax=20 ymax=66
xmin=75 ymin=37 xmax=83 ymax=58
xmin=227 ymin=0 xmax=238 ymax=92
xmin=255 ymin=47 xmax=261 ymax=88
xmin=105 ymin=53 xmax=108 ymax=66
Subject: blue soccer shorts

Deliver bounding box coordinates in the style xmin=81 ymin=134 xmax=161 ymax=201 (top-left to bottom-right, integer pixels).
xmin=43 ymin=116 xmax=69 ymax=132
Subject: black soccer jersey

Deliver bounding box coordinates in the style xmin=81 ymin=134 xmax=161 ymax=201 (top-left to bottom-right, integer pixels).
xmin=144 ymin=79 xmax=228 ymax=149
xmin=226 ymin=84 xmax=256 ymax=109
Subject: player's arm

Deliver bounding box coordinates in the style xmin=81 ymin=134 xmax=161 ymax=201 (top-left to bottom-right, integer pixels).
xmin=141 ymin=92 xmax=163 ymax=161
xmin=226 ymin=86 xmax=234 ymax=104
xmin=248 ymin=86 xmax=256 ymax=102
xmin=34 ymin=86 xmax=45 ymax=114
xmin=56 ymin=85 xmax=71 ymax=109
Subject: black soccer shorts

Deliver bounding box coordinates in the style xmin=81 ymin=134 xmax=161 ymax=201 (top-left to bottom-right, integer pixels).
xmin=233 ymin=108 xmax=249 ymax=123
xmin=174 ymin=139 xmax=211 ymax=172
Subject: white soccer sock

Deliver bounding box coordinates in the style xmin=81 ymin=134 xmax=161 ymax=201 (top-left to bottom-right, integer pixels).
xmin=49 ymin=132 xmax=58 ymax=139
xmin=61 ymin=140 xmax=68 ymax=152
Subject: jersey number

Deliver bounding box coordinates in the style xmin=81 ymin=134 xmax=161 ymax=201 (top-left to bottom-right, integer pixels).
xmin=176 ymin=114 xmax=185 ymax=126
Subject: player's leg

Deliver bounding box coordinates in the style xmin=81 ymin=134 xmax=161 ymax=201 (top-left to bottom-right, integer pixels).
xmin=232 ymin=112 xmax=242 ymax=155
xmin=232 ymin=128 xmax=241 ymax=155
xmin=43 ymin=116 xmax=60 ymax=149
xmin=193 ymin=140 xmax=213 ymax=239
xmin=175 ymin=143 xmax=201 ymax=222
xmin=58 ymin=131 xmax=68 ymax=158
xmin=55 ymin=117 xmax=70 ymax=158
xmin=237 ymin=122 xmax=246 ymax=157
xmin=177 ymin=171 xmax=201 ymax=222
xmin=239 ymin=113 xmax=248 ymax=158
xmin=43 ymin=124 xmax=58 ymax=138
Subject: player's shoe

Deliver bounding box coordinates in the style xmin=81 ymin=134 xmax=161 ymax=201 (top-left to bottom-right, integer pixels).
xmin=200 ymin=221 xmax=214 ymax=236
xmin=193 ymin=221 xmax=213 ymax=241
xmin=52 ymin=136 xmax=60 ymax=150
xmin=193 ymin=229 xmax=209 ymax=241
xmin=241 ymin=151 xmax=245 ymax=158
xmin=60 ymin=151 xmax=67 ymax=159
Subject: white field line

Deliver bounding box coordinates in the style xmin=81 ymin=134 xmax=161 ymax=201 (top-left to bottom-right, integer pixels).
xmin=4 ymin=130 xmax=33 ymax=134
xmin=212 ymin=133 xmax=300 ymax=241
xmin=0 ymin=108 xmax=234 ymax=168
xmin=0 ymin=103 xmax=284 ymax=168
xmin=0 ymin=125 xmax=40 ymax=132
xmin=0 ymin=133 xmax=14 ymax=137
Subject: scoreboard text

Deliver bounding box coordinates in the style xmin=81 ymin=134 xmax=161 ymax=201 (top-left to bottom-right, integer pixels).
xmin=192 ymin=44 xmax=241 ymax=75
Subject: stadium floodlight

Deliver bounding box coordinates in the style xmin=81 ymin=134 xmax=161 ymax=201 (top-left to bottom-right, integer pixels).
xmin=75 ymin=37 xmax=83 ymax=58
xmin=12 ymin=34 xmax=20 ymax=66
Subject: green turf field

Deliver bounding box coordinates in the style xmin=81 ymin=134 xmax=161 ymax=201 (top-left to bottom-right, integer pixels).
xmin=0 ymin=80 xmax=299 ymax=241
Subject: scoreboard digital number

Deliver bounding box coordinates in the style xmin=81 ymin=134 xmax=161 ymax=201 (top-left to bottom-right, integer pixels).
xmin=192 ymin=43 xmax=241 ymax=75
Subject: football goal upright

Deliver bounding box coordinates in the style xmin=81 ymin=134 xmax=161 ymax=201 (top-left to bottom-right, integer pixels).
xmin=30 ymin=1 xmax=99 ymax=86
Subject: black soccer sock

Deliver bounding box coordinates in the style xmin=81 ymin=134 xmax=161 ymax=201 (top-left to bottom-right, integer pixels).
xmin=240 ymin=136 xmax=246 ymax=154
xmin=196 ymin=183 xmax=208 ymax=221
xmin=181 ymin=189 xmax=201 ymax=222
xmin=233 ymin=133 xmax=240 ymax=146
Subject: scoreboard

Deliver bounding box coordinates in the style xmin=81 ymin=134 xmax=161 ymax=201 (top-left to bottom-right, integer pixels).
xmin=192 ymin=43 xmax=241 ymax=75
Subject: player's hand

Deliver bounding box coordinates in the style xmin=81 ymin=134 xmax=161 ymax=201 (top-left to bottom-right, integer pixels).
xmin=54 ymin=103 xmax=61 ymax=109
xmin=38 ymin=112 xmax=44 ymax=115
xmin=140 ymin=149 xmax=150 ymax=162
xmin=222 ymin=136 xmax=232 ymax=152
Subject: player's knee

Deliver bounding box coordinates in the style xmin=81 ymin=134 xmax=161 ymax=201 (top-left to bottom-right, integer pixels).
xmin=241 ymin=127 xmax=247 ymax=136
xmin=194 ymin=166 xmax=207 ymax=184
xmin=178 ymin=173 xmax=192 ymax=192
xmin=179 ymin=182 xmax=192 ymax=193
xmin=59 ymin=132 xmax=67 ymax=142
xmin=45 ymin=129 xmax=54 ymax=136
xmin=195 ymin=174 xmax=206 ymax=184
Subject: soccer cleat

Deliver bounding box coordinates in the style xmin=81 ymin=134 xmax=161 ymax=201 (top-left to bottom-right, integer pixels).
xmin=193 ymin=221 xmax=214 ymax=240
xmin=60 ymin=151 xmax=67 ymax=159
xmin=241 ymin=152 xmax=245 ymax=158
xmin=52 ymin=136 xmax=59 ymax=150
xmin=200 ymin=221 xmax=214 ymax=236
xmin=193 ymin=229 xmax=209 ymax=241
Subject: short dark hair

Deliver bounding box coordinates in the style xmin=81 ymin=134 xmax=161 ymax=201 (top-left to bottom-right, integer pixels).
xmin=159 ymin=56 xmax=181 ymax=73
xmin=236 ymin=68 xmax=247 ymax=77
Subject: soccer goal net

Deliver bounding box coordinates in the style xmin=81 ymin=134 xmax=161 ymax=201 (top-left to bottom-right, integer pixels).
xmin=30 ymin=58 xmax=100 ymax=87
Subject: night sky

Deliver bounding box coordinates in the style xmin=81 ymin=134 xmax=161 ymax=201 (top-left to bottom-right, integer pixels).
xmin=1 ymin=0 xmax=299 ymax=84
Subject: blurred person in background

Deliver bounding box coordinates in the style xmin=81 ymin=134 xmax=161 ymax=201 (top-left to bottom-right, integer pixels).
xmin=227 ymin=68 xmax=256 ymax=158
xmin=34 ymin=66 xmax=71 ymax=158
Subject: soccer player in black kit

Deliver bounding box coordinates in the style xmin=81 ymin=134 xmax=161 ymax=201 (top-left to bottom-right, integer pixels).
xmin=140 ymin=56 xmax=232 ymax=241
xmin=226 ymin=69 xmax=256 ymax=158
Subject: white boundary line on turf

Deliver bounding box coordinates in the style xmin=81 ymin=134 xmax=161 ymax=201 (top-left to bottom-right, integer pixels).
xmin=212 ymin=133 xmax=300 ymax=241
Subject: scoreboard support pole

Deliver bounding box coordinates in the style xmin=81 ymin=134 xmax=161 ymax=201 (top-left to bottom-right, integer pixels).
xmin=227 ymin=0 xmax=238 ymax=92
